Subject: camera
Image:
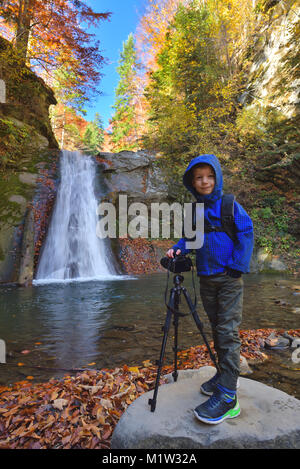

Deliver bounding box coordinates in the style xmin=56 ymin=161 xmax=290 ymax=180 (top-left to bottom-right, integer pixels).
xmin=160 ymin=253 xmax=193 ymax=273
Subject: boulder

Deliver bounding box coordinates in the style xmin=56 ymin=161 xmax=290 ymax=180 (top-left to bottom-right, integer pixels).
xmin=111 ymin=367 xmax=300 ymax=449
xmin=98 ymin=150 xmax=152 ymax=173
xmin=250 ymin=247 xmax=288 ymax=273
xmin=18 ymin=172 xmax=38 ymax=186
xmin=96 ymin=150 xmax=170 ymax=204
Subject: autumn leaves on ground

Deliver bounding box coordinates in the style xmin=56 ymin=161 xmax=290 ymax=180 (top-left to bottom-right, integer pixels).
xmin=0 ymin=328 xmax=299 ymax=449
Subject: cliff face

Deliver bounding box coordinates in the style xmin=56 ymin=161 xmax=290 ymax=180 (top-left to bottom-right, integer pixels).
xmin=247 ymin=1 xmax=299 ymax=118
xmin=0 ymin=36 xmax=58 ymax=147
xmin=238 ymin=0 xmax=300 ymax=189
xmin=0 ymin=36 xmax=59 ymax=285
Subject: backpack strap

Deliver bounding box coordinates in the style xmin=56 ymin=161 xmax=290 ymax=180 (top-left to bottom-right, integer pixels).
xmin=221 ymin=194 xmax=237 ymax=242
xmin=188 ymin=195 xmax=237 ymax=242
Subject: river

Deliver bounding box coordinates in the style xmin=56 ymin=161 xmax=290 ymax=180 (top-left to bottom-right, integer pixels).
xmin=0 ymin=272 xmax=299 ymax=397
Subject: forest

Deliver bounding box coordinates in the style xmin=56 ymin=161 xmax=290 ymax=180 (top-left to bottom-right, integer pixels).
xmin=0 ymin=0 xmax=299 ymax=451
xmin=1 ymin=0 xmax=298 ymax=263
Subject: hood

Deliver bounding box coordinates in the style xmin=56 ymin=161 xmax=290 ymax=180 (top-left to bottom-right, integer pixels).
xmin=183 ymin=154 xmax=223 ymax=204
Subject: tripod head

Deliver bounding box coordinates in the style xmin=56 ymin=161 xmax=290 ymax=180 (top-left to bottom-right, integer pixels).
xmin=173 ymin=274 xmax=184 ymax=287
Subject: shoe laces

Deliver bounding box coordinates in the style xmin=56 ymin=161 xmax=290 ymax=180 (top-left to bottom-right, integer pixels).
xmin=207 ymin=393 xmax=221 ymax=408
xmin=208 ymin=390 xmax=234 ymax=407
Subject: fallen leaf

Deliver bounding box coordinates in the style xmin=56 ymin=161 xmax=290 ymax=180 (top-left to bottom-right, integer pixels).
xmin=102 ymin=428 xmax=112 ymax=440
xmin=142 ymin=360 xmax=152 ymax=367
xmin=99 ymin=398 xmax=113 ymax=409
xmin=50 ymin=391 xmax=58 ymax=401
xmin=52 ymin=399 xmax=68 ymax=410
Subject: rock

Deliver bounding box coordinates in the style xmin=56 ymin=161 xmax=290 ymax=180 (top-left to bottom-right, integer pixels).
xmin=98 ymin=150 xmax=152 ymax=174
xmin=111 ymin=367 xmax=300 ymax=449
xmin=274 ymin=299 xmax=290 ymax=306
xmin=265 ymin=332 xmax=290 ymax=349
xmin=240 ymin=355 xmax=252 ymax=375
xmin=292 ymin=307 xmax=300 ymax=314
xmin=8 ymin=195 xmax=27 ymax=209
xmin=282 ymin=332 xmax=297 ymax=345
xmin=0 ymin=150 xmax=59 ymax=285
xmin=252 ymin=248 xmax=288 ymax=273
xmin=97 ymin=150 xmax=170 ymax=205
xmin=269 ymin=258 xmax=287 ymax=272
xmin=18 ymin=172 xmax=38 ymax=186
xmin=144 ymin=164 xmax=169 ymax=201
xmin=291 ymin=338 xmax=300 ymax=349
xmin=18 ymin=208 xmax=35 ymax=285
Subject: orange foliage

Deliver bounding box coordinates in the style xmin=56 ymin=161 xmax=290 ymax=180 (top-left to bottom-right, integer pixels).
xmin=0 ymin=1 xmax=111 ymax=96
xmin=51 ymin=103 xmax=89 ymax=150
xmin=135 ymin=0 xmax=184 ymax=71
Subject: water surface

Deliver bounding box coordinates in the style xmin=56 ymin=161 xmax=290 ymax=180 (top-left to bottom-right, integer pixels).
xmin=0 ymin=272 xmax=299 ymax=395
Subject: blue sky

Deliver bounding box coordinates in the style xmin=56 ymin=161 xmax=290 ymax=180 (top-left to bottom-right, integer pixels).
xmin=85 ymin=0 xmax=147 ymax=129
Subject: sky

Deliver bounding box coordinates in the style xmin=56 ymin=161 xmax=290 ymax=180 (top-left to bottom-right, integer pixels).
xmin=85 ymin=0 xmax=147 ymax=129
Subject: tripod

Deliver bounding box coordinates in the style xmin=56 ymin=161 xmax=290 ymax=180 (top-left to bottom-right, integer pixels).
xmin=148 ymin=273 xmax=220 ymax=412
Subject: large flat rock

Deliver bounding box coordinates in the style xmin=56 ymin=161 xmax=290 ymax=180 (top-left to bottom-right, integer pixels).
xmin=111 ymin=367 xmax=300 ymax=449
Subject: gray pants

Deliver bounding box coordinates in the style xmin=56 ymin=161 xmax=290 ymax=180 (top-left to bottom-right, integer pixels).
xmin=199 ymin=273 xmax=244 ymax=390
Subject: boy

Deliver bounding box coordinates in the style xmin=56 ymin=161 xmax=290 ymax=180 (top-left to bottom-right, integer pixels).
xmin=166 ymin=154 xmax=254 ymax=424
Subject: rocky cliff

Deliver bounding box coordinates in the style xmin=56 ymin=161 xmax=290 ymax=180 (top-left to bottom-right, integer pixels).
xmin=238 ymin=0 xmax=300 ymax=189
xmin=0 ymin=36 xmax=59 ymax=285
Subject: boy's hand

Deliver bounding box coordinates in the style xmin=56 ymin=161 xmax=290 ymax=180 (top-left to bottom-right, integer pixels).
xmin=166 ymin=249 xmax=181 ymax=258
xmin=226 ymin=267 xmax=242 ymax=278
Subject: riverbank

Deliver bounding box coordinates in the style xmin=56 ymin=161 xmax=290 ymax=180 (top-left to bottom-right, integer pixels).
xmin=116 ymin=237 xmax=300 ymax=276
xmin=0 ymin=328 xmax=299 ymax=449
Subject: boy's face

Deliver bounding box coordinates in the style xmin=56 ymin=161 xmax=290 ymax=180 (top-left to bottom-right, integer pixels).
xmin=192 ymin=165 xmax=215 ymax=195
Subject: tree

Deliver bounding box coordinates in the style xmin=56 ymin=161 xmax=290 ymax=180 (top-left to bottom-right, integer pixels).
xmin=110 ymin=33 xmax=141 ymax=151
xmin=142 ymin=1 xmax=241 ymax=162
xmin=82 ymin=113 xmax=104 ymax=155
xmin=0 ymin=0 xmax=111 ymax=109
xmin=135 ymin=0 xmax=185 ymax=71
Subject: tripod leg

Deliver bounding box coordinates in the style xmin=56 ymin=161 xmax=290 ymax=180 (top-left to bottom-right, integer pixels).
xmin=182 ymin=288 xmax=220 ymax=374
xmin=148 ymin=289 xmax=176 ymax=412
xmin=172 ymin=292 xmax=180 ymax=382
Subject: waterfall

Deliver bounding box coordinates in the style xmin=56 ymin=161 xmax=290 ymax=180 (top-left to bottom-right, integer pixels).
xmin=35 ymin=150 xmax=118 ymax=283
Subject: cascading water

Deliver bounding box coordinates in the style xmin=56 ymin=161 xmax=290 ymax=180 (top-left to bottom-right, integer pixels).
xmin=35 ymin=150 xmax=118 ymax=283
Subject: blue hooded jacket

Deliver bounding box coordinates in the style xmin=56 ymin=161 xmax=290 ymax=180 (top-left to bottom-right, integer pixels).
xmin=172 ymin=154 xmax=254 ymax=276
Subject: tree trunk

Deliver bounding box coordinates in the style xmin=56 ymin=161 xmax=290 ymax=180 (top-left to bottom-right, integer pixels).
xmin=61 ymin=107 xmax=66 ymax=149
xmin=220 ymin=21 xmax=232 ymax=77
xmin=15 ymin=0 xmax=34 ymax=64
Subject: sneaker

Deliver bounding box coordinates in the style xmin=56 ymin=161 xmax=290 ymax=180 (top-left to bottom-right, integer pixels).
xmin=194 ymin=389 xmax=241 ymax=425
xmin=200 ymin=375 xmax=240 ymax=396
xmin=200 ymin=373 xmax=220 ymax=396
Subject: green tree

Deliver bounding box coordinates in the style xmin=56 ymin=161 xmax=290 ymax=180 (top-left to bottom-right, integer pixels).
xmin=82 ymin=113 xmax=104 ymax=155
xmin=143 ymin=1 xmax=241 ymax=163
xmin=110 ymin=33 xmax=140 ymax=151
